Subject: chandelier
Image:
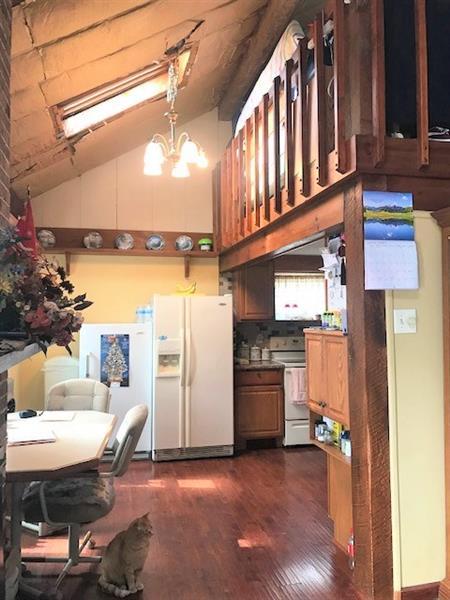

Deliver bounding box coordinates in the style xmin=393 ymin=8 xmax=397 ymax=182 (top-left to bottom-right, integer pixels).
xmin=143 ymin=57 xmax=208 ymax=178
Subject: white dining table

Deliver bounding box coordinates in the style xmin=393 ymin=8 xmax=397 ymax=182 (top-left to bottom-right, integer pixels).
xmin=6 ymin=410 xmax=116 ymax=600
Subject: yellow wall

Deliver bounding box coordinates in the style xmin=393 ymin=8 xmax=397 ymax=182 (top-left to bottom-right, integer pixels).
xmin=387 ymin=211 xmax=445 ymax=590
xmin=11 ymin=254 xmax=219 ymax=410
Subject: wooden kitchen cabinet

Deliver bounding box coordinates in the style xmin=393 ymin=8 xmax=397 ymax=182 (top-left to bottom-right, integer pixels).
xmin=233 ymin=262 xmax=274 ymax=321
xmin=328 ymin=454 xmax=353 ymax=551
xmin=235 ymin=368 xmax=284 ymax=446
xmin=305 ymin=329 xmax=349 ymax=427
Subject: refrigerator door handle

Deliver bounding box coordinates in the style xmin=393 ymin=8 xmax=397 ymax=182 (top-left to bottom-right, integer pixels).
xmin=185 ymin=298 xmax=192 ymax=447
xmin=85 ymin=353 xmax=91 ymax=378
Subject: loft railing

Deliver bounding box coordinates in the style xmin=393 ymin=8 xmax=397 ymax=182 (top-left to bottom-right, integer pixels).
xmin=214 ymin=0 xmax=445 ymax=254
xmin=215 ymin=1 xmax=354 ymax=253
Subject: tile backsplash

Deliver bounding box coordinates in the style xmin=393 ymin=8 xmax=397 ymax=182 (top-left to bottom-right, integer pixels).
xmin=235 ymin=320 xmax=318 ymax=347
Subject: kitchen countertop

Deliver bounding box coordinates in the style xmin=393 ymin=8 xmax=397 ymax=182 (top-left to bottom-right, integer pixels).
xmin=234 ymin=361 xmax=284 ymax=371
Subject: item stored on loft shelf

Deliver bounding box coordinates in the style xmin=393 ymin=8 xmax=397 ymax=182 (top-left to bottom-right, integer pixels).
xmin=174 ymin=235 xmax=193 ymax=252
xmin=37 ymin=229 xmax=56 ymax=250
xmin=114 ymin=233 xmax=134 ymax=250
xmin=175 ymin=281 xmax=196 ymax=295
xmin=145 ymin=234 xmax=165 ymax=251
xmin=198 ymin=237 xmax=213 ymax=251
xmin=83 ymin=231 xmax=103 ymax=249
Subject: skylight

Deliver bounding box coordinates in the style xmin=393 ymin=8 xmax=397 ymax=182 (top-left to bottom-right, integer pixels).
xmin=54 ymin=48 xmax=194 ymax=139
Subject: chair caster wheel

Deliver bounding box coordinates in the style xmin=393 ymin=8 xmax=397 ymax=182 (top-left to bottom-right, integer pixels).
xmin=21 ymin=562 xmax=32 ymax=577
xmin=88 ymin=538 xmax=96 ymax=549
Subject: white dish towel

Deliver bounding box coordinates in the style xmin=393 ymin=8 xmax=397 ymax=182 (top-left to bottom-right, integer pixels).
xmin=286 ymin=367 xmax=307 ymax=405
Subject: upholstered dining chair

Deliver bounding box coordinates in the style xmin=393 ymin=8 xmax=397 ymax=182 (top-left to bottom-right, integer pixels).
xmin=46 ymin=378 xmax=111 ymax=413
xmin=21 ymin=404 xmax=149 ymax=596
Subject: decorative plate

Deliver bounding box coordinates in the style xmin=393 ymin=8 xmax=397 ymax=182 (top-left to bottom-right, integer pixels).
xmin=175 ymin=235 xmax=194 ymax=252
xmin=114 ymin=233 xmax=134 ymax=250
xmin=37 ymin=229 xmax=56 ymax=249
xmin=83 ymin=231 xmax=103 ymax=249
xmin=145 ymin=234 xmax=165 ymax=251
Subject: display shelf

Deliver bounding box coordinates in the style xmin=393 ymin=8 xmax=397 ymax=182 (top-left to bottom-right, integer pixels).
xmin=310 ymin=438 xmax=351 ymax=466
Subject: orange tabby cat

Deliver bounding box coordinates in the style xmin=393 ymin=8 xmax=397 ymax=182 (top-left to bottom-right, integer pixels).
xmin=98 ymin=513 xmax=153 ymax=598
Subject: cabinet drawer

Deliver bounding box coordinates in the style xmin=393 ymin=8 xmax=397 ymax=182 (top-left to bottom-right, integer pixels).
xmin=235 ymin=369 xmax=283 ymax=387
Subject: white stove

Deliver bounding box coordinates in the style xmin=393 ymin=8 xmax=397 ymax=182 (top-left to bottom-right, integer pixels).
xmin=269 ymin=337 xmax=310 ymax=447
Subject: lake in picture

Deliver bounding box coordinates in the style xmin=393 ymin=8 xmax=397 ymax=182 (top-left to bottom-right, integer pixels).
xmin=363 ymin=190 xmax=414 ymax=241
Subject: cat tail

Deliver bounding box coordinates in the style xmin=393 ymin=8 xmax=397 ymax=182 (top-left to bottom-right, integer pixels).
xmin=98 ymin=575 xmax=133 ymax=598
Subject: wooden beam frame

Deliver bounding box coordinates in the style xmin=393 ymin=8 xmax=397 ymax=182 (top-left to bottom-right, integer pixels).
xmin=253 ymin=105 xmax=261 ymax=228
xmin=345 ymin=179 xmax=393 ymax=600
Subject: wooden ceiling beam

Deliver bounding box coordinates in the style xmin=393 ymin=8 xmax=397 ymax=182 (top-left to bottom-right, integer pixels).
xmin=218 ymin=0 xmax=299 ymax=121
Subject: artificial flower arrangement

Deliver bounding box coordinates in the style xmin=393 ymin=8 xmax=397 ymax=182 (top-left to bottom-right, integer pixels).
xmin=0 ymin=226 xmax=92 ymax=354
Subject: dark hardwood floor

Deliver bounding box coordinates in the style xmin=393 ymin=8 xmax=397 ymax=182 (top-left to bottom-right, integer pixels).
xmin=22 ymin=447 xmax=361 ymax=599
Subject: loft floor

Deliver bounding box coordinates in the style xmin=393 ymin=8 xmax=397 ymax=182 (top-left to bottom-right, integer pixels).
xmin=21 ymin=448 xmax=360 ymax=599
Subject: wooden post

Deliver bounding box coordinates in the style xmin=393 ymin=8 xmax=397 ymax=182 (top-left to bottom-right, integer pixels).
xmin=253 ymin=105 xmax=261 ymax=228
xmin=296 ymin=38 xmax=310 ymax=197
xmin=415 ymin=0 xmax=429 ymax=168
xmin=433 ymin=208 xmax=450 ymax=600
xmin=212 ymin=163 xmax=221 ymax=252
xmin=313 ymin=14 xmax=328 ymax=187
xmin=273 ymin=75 xmax=282 ymax=213
xmin=333 ymin=0 xmax=347 ymax=174
xmin=262 ymin=92 xmax=270 ymax=221
xmin=238 ymin=129 xmax=245 ymax=238
xmin=371 ymin=0 xmax=386 ymax=166
xmin=285 ymin=58 xmax=295 ymax=206
xmin=345 ymin=180 xmax=393 ymax=600
xmin=245 ymin=117 xmax=253 ymax=233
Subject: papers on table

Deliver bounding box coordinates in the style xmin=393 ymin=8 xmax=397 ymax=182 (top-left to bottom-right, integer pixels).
xmin=38 ymin=411 xmax=75 ymax=422
xmin=7 ymin=424 xmax=56 ymax=447
xmin=364 ymin=240 xmax=419 ymax=290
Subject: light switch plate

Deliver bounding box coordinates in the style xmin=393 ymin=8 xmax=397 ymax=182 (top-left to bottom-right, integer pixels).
xmin=393 ymin=309 xmax=417 ymax=334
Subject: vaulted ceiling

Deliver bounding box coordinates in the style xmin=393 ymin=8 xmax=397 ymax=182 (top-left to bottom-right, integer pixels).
xmin=10 ymin=0 xmax=324 ymax=198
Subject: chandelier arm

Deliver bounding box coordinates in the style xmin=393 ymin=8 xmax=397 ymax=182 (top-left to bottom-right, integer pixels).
xmin=176 ymin=131 xmax=191 ymax=154
xmin=151 ymin=133 xmax=170 ymax=156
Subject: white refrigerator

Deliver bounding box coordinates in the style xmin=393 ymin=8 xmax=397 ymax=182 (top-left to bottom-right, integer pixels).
xmin=152 ymin=295 xmax=234 ymax=462
xmin=79 ymin=323 xmax=152 ymax=454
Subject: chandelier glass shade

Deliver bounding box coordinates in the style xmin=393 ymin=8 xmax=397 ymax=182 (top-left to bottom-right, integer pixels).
xmin=143 ymin=58 xmax=208 ymax=178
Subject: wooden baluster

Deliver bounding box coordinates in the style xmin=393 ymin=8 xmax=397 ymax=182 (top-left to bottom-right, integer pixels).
xmin=285 ymin=58 xmax=295 ymax=206
xmin=231 ymin=136 xmax=238 ymax=245
xmin=333 ymin=0 xmax=347 ymax=173
xmin=371 ymin=0 xmax=386 ymax=166
xmin=262 ymin=92 xmax=270 ymax=221
xmin=254 ymin=105 xmax=261 ymax=228
xmin=245 ymin=117 xmax=253 ymax=233
xmin=273 ymin=75 xmax=282 ymax=213
xmin=238 ymin=129 xmax=245 ymax=238
xmin=296 ymin=39 xmax=310 ymax=197
xmin=415 ymin=0 xmax=429 ymax=168
xmin=313 ymin=14 xmax=328 ymax=187
xmin=216 ymin=161 xmax=223 ymax=251
xmin=226 ymin=145 xmax=233 ymax=247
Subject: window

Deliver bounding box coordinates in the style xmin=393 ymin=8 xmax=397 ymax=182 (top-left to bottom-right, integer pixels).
xmin=275 ymin=272 xmax=326 ymax=321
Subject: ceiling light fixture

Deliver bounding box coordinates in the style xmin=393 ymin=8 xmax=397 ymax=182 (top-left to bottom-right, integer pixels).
xmin=56 ymin=49 xmax=194 ymax=138
xmin=143 ymin=55 xmax=208 ymax=178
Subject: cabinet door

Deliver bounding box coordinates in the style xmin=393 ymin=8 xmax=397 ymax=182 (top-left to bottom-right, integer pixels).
xmin=233 ymin=263 xmax=274 ymax=321
xmin=306 ymin=334 xmax=324 ymax=414
xmin=327 ymin=455 xmax=353 ymax=551
xmin=236 ymin=385 xmax=283 ymax=438
xmin=324 ymin=336 xmax=349 ymax=427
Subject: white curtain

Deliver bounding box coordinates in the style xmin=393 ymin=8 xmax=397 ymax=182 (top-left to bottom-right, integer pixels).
xmin=275 ymin=273 xmax=325 ymax=321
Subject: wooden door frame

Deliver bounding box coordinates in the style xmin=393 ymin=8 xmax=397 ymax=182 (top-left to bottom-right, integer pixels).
xmin=433 ymin=207 xmax=450 ymax=600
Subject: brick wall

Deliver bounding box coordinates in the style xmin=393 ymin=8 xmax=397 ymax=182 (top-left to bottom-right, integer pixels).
xmin=0 ymin=0 xmax=11 ymax=597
